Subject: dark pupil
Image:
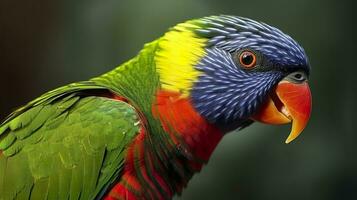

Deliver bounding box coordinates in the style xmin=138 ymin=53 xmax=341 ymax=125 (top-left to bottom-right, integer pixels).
xmin=295 ymin=74 xmax=302 ymax=80
xmin=242 ymin=53 xmax=253 ymax=65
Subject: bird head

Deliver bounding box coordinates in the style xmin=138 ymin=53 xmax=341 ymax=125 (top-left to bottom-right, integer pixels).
xmin=155 ymin=15 xmax=312 ymax=143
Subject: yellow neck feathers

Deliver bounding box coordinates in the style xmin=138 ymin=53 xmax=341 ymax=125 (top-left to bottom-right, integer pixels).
xmin=155 ymin=22 xmax=207 ymax=97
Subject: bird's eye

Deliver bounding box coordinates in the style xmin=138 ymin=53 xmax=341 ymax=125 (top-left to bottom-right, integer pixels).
xmin=294 ymin=73 xmax=303 ymax=80
xmin=239 ymin=51 xmax=256 ymax=68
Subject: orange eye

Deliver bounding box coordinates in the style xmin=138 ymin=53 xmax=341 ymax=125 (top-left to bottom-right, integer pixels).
xmin=239 ymin=51 xmax=256 ymax=68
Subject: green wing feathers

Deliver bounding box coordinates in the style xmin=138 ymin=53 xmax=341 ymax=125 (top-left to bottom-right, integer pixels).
xmin=0 ymin=85 xmax=141 ymax=199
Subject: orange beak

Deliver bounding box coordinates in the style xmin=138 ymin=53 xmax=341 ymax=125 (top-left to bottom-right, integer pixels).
xmin=252 ymin=80 xmax=312 ymax=143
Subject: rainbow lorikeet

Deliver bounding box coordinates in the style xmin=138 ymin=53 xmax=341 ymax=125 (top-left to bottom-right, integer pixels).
xmin=0 ymin=15 xmax=311 ymax=200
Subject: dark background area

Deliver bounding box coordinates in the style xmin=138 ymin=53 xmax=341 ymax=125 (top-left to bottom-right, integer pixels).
xmin=1 ymin=0 xmax=356 ymax=199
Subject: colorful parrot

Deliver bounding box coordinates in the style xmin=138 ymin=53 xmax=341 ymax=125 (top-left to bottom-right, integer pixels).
xmin=0 ymin=15 xmax=312 ymax=200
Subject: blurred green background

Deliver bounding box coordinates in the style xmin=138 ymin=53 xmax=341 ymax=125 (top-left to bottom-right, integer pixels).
xmin=1 ymin=0 xmax=356 ymax=199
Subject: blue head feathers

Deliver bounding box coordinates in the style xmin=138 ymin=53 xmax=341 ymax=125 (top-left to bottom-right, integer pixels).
xmin=190 ymin=15 xmax=310 ymax=130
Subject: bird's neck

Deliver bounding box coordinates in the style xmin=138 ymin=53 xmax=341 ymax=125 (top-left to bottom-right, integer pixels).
xmin=147 ymin=90 xmax=223 ymax=198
